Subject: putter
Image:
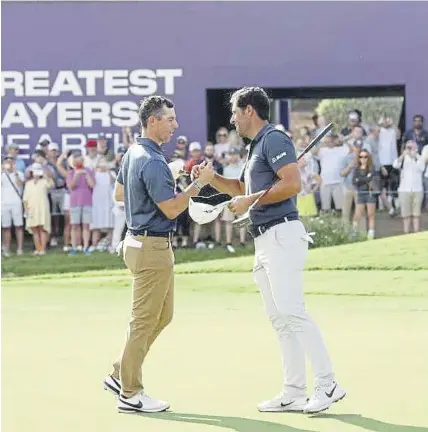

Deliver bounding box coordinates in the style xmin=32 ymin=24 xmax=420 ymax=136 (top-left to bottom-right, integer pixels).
xmin=232 ymin=122 xmax=334 ymax=229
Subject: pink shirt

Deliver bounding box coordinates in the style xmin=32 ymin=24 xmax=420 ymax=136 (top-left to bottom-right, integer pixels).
xmin=66 ymin=168 xmax=94 ymax=207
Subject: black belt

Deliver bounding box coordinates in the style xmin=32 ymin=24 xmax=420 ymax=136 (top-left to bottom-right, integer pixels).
xmin=248 ymin=215 xmax=300 ymax=238
xmin=128 ymin=229 xmax=173 ymax=239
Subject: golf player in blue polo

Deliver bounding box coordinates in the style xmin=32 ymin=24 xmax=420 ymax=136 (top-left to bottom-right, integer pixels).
xmin=192 ymin=87 xmax=345 ymax=414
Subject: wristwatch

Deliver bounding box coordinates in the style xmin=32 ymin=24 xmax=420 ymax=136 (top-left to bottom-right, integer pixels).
xmin=192 ymin=180 xmax=205 ymax=191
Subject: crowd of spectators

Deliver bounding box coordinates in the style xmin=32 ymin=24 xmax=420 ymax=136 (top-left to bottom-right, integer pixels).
xmin=2 ymin=111 xmax=428 ymax=257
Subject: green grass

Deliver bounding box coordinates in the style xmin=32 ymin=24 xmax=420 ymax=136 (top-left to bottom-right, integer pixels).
xmin=4 ymin=231 xmax=427 ymax=280
xmin=0 ymin=244 xmax=255 ymax=278
xmin=2 ymin=233 xmax=428 ymax=432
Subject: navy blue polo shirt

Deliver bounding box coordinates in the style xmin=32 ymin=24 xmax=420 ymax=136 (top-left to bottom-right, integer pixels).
xmin=240 ymin=124 xmax=299 ymax=226
xmin=117 ymin=138 xmax=176 ymax=234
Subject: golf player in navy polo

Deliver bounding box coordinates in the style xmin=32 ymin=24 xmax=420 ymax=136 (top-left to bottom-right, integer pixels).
xmin=192 ymin=87 xmax=345 ymax=414
xmin=103 ymin=96 xmax=214 ymax=413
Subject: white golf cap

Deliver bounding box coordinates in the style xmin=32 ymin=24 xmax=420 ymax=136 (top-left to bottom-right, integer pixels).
xmin=189 ymin=141 xmax=202 ymax=152
xmin=48 ymin=142 xmax=59 ymax=151
xmin=31 ymin=162 xmax=44 ymax=176
xmin=168 ymin=159 xmax=185 ymax=180
xmin=189 ymin=193 xmax=231 ymax=225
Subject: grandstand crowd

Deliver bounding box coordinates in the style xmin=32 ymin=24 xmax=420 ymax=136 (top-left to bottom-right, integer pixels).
xmin=2 ymin=111 xmax=428 ymax=257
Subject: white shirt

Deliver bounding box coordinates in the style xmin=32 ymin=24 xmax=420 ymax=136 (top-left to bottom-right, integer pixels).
xmin=223 ymin=161 xmax=244 ymax=179
xmin=84 ymin=154 xmax=102 ymax=170
xmin=1 ymin=171 xmax=25 ymax=206
xmin=421 ymin=145 xmax=428 ymax=178
xmin=318 ymin=145 xmax=350 ymax=185
xmin=378 ymin=127 xmax=398 ymax=166
xmin=392 ymin=154 xmax=425 ymax=192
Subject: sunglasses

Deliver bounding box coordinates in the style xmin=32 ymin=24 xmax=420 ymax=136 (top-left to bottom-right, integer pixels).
xmin=217 ymin=133 xmax=228 ymax=137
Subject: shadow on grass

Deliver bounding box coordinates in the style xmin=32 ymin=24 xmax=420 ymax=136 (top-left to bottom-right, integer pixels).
xmin=313 ymin=413 xmax=428 ymax=432
xmin=141 ymin=411 xmax=314 ymax=432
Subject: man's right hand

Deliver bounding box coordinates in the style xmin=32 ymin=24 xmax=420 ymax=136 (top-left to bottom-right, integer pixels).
xmin=191 ymin=161 xmax=206 ymax=181
xmin=197 ymin=162 xmax=215 ymax=185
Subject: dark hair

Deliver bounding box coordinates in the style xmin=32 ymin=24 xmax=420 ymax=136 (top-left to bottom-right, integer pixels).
xmin=358 ymin=149 xmax=373 ymax=171
xmin=311 ymin=113 xmax=318 ymax=126
xmin=352 ymin=109 xmax=362 ymax=120
xmin=413 ymin=114 xmax=424 ymax=122
xmin=138 ymin=96 xmax=174 ymax=128
xmin=230 ymin=87 xmax=270 ymax=121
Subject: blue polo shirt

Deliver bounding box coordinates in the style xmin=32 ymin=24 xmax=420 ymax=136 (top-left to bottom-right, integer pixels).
xmin=117 ymin=137 xmax=176 ymax=234
xmin=240 ymin=124 xmax=299 ymax=226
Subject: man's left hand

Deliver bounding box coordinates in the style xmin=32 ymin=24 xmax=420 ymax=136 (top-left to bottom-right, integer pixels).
xmin=229 ymin=195 xmax=252 ymax=216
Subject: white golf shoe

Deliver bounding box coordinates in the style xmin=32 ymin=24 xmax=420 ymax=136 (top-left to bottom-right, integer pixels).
xmin=303 ymin=381 xmax=346 ymax=414
xmin=117 ymin=391 xmax=170 ymax=413
xmin=257 ymin=393 xmax=308 ymax=412
xmin=103 ymin=375 xmax=121 ymax=396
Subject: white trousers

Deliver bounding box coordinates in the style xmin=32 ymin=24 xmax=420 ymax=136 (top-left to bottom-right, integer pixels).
xmin=253 ymin=220 xmax=334 ymax=396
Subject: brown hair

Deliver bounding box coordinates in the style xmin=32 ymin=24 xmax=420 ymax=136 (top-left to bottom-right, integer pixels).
xmin=358 ymin=149 xmax=373 ymax=171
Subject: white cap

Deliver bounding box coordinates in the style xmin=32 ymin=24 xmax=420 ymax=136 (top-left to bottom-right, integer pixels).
xmin=31 ymin=163 xmax=44 ymax=176
xmin=168 ymin=159 xmax=185 ymax=180
xmin=48 ymin=142 xmax=59 ymax=151
xmin=189 ymin=193 xmax=231 ymax=225
xmin=189 ymin=141 xmax=202 ymax=152
xmin=349 ymin=112 xmax=359 ymax=121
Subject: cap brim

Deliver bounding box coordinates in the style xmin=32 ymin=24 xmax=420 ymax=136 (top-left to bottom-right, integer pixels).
xmin=189 ymin=194 xmax=231 ymax=224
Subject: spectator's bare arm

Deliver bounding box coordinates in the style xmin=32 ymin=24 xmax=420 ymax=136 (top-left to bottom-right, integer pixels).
xmin=85 ymin=170 xmax=96 ymax=189
xmin=56 ymin=152 xmax=69 ymax=178
xmin=114 ymin=181 xmax=124 ymax=202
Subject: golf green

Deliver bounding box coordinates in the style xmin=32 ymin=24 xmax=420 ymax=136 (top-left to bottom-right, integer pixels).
xmin=2 ymin=233 xmax=428 ymax=431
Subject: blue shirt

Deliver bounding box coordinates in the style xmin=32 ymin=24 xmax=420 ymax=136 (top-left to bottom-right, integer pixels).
xmin=117 ymin=138 xmax=176 ymax=234
xmin=240 ymin=124 xmax=298 ymax=226
xmin=341 ymin=152 xmax=356 ymax=190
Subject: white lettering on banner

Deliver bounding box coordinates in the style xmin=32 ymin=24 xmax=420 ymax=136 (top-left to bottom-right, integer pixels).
xmin=57 ymin=102 xmax=82 ymax=128
xmin=1 ymin=103 xmax=34 ymax=128
xmin=38 ymin=134 xmax=54 ymax=144
xmin=50 ymin=71 xmax=83 ymax=97
xmin=27 ymin=102 xmax=56 ymax=128
xmin=1 ymin=71 xmax=24 ymax=97
xmin=61 ymin=134 xmax=87 ymax=152
xmin=111 ymin=101 xmax=139 ymax=127
xmin=82 ymin=102 xmax=111 ymax=127
xmin=104 ymin=70 xmax=129 ymax=96
xmin=156 ymin=69 xmax=183 ymax=95
xmin=129 ymin=69 xmax=157 ymax=96
xmin=77 ymin=70 xmax=103 ymax=96
xmin=1 ymin=68 xmax=183 ymax=158
xmin=26 ymin=71 xmax=50 ymax=97
xmin=1 ymin=69 xmax=183 ymax=97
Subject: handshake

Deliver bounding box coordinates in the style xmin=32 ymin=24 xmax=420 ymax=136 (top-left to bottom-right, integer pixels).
xmin=168 ymin=160 xmax=215 ymax=186
xmin=191 ymin=161 xmax=216 ymax=186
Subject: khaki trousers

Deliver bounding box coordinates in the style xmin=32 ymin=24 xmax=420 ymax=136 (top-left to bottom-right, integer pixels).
xmin=112 ymin=235 xmax=174 ymax=398
xmin=341 ymin=187 xmax=357 ymax=224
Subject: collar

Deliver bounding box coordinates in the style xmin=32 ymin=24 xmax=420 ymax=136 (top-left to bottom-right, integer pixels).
xmin=245 ymin=123 xmax=275 ymax=153
xmin=136 ymin=137 xmax=163 ymax=155
xmin=251 ymin=123 xmax=274 ymax=144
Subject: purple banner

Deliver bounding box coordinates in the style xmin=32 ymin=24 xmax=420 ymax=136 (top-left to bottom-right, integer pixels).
xmin=2 ymin=1 xmax=428 ymax=161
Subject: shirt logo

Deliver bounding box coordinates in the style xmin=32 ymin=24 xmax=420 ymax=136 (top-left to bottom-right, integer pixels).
xmin=271 ymin=151 xmax=287 ymax=164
